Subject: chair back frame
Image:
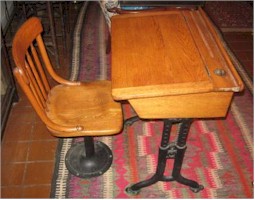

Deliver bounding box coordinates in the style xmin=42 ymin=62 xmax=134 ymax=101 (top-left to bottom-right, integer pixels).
xmin=12 ymin=17 xmax=83 ymax=133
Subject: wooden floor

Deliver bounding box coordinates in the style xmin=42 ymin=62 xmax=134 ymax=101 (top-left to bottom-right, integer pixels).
xmin=1 ymin=3 xmax=253 ymax=198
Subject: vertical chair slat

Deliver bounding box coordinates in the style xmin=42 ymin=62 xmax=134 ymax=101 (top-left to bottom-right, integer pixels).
xmin=25 ymin=60 xmax=46 ymax=108
xmin=13 ymin=68 xmax=55 ymax=127
xmin=26 ymin=50 xmax=48 ymax=100
xmin=36 ymin=34 xmax=80 ymax=86
xmin=29 ymin=76 xmax=45 ymax=110
xmin=36 ymin=35 xmax=57 ymax=78
xmin=30 ymin=44 xmax=51 ymax=92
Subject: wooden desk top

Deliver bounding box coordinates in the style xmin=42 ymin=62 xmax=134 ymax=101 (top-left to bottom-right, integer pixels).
xmin=111 ymin=8 xmax=243 ymax=101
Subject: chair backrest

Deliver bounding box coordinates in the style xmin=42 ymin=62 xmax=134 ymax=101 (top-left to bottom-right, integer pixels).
xmin=12 ymin=17 xmax=52 ymax=123
xmin=12 ymin=17 xmax=82 ymax=133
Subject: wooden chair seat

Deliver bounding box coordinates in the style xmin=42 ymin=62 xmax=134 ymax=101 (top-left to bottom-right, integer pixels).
xmin=46 ymin=81 xmax=123 ymax=137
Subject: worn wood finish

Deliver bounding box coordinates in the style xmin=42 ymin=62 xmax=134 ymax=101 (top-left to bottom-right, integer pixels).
xmin=111 ymin=9 xmax=243 ymax=99
xmin=12 ymin=17 xmax=123 ymax=137
xmin=111 ymin=9 xmax=244 ymax=118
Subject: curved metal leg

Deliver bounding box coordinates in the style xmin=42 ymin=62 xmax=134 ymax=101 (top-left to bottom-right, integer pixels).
xmin=126 ymin=145 xmax=170 ymax=195
xmin=126 ymin=120 xmax=173 ymax=195
xmin=172 ymin=119 xmax=204 ymax=192
xmin=125 ymin=119 xmax=204 ymax=195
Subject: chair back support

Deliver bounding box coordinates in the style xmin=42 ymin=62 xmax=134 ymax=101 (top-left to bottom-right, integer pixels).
xmin=12 ymin=17 xmax=82 ymax=133
xmin=12 ymin=17 xmax=52 ymax=123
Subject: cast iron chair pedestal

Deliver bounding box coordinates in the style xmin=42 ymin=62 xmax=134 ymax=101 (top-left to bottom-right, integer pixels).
xmin=65 ymin=137 xmax=113 ymax=178
xmin=125 ymin=117 xmax=204 ymax=195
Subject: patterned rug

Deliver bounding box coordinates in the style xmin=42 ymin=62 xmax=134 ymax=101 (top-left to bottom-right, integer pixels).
xmin=51 ymin=2 xmax=254 ymax=198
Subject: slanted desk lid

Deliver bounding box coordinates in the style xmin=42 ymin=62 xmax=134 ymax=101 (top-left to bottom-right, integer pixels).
xmin=111 ymin=8 xmax=244 ymax=100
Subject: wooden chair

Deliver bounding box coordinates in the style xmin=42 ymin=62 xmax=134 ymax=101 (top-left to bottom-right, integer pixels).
xmin=12 ymin=17 xmax=123 ymax=178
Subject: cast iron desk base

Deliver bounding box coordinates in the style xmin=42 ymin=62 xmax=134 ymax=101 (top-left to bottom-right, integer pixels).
xmin=124 ymin=117 xmax=204 ymax=195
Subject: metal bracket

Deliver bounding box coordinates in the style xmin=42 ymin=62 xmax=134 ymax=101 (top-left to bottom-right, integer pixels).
xmin=167 ymin=142 xmax=177 ymax=158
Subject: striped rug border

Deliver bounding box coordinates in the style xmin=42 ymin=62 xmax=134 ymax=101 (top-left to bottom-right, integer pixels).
xmin=69 ymin=2 xmax=89 ymax=81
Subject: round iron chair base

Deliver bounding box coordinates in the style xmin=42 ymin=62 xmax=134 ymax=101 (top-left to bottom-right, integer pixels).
xmin=65 ymin=141 xmax=113 ymax=178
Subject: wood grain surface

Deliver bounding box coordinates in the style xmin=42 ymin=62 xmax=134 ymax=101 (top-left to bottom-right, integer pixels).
xmin=111 ymin=9 xmax=243 ymax=101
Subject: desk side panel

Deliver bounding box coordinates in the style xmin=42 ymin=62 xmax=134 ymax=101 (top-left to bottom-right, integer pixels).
xmin=129 ymin=92 xmax=233 ymax=118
